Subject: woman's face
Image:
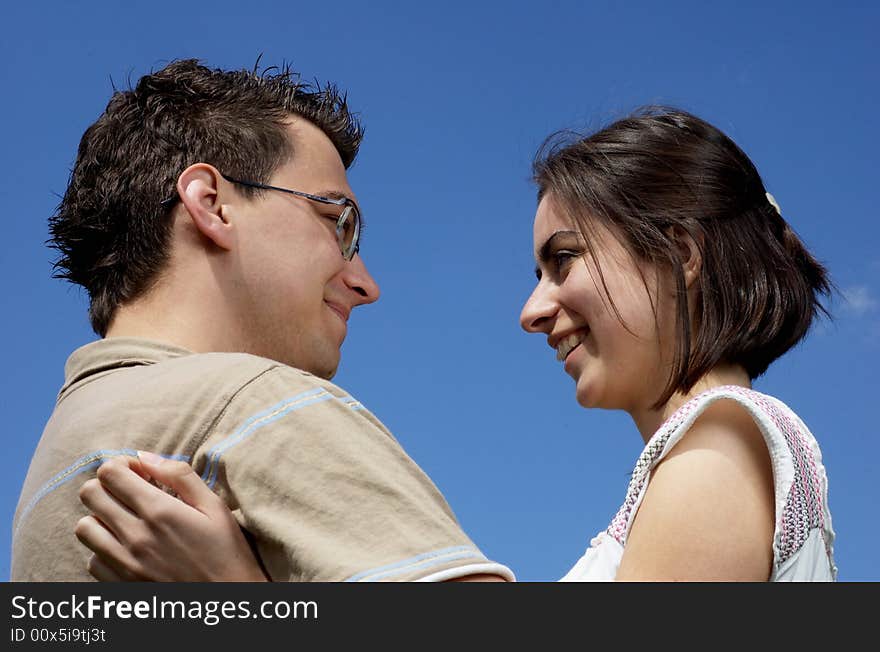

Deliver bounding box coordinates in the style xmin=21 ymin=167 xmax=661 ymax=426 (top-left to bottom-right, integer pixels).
xmin=519 ymin=196 xmax=675 ymax=414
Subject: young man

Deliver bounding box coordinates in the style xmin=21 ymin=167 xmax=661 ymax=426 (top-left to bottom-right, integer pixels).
xmin=12 ymin=60 xmax=511 ymax=582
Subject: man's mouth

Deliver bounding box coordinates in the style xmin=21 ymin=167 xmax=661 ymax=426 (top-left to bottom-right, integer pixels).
xmin=326 ymin=302 xmax=350 ymax=323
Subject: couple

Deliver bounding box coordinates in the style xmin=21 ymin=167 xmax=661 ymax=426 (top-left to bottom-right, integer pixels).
xmin=13 ymin=59 xmax=836 ymax=582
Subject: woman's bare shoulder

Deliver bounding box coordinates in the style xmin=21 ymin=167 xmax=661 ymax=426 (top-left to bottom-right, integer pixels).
xmin=616 ymin=398 xmax=775 ymax=581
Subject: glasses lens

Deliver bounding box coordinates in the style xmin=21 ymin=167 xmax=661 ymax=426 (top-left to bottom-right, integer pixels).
xmin=337 ymin=205 xmax=359 ymax=259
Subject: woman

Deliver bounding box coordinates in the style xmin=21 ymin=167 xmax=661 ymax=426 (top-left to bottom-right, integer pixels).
xmin=76 ymin=107 xmax=836 ymax=581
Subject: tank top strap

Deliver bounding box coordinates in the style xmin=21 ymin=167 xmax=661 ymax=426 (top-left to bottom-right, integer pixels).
xmin=605 ymin=386 xmax=832 ymax=569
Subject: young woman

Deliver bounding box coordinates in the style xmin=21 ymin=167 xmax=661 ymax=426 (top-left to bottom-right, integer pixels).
xmin=75 ymin=107 xmax=836 ymax=581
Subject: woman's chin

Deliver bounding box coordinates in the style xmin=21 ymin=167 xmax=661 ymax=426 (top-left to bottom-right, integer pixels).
xmin=575 ymin=379 xmax=626 ymax=412
xmin=574 ymin=380 xmax=601 ymax=409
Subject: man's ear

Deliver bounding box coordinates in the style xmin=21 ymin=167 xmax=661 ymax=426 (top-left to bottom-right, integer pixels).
xmin=669 ymin=225 xmax=702 ymax=289
xmin=176 ymin=164 xmax=235 ymax=251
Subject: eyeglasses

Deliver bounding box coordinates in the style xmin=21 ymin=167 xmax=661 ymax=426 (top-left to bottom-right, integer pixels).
xmin=223 ymin=174 xmax=361 ymax=261
xmin=160 ymin=174 xmax=362 ymax=260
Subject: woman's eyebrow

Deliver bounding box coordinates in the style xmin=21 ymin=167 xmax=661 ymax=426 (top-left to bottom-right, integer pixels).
xmin=536 ymin=230 xmax=580 ymax=264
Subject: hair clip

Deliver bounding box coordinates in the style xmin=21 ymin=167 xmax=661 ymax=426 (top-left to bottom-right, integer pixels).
xmin=765 ymin=192 xmax=782 ymax=216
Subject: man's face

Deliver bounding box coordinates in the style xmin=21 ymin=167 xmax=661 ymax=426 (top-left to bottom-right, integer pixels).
xmin=228 ymin=119 xmax=380 ymax=378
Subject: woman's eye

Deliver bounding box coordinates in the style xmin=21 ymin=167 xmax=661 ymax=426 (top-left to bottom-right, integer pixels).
xmin=553 ymin=250 xmax=580 ymax=272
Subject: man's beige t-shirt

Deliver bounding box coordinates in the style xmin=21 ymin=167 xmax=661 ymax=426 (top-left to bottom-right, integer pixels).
xmin=12 ymin=338 xmax=513 ymax=581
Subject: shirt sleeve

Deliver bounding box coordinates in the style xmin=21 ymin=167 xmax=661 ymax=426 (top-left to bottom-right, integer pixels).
xmin=192 ymin=366 xmax=513 ymax=582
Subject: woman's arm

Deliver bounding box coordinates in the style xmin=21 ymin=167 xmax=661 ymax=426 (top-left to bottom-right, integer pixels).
xmin=76 ymin=452 xmax=510 ymax=582
xmin=75 ymin=452 xmax=268 ymax=582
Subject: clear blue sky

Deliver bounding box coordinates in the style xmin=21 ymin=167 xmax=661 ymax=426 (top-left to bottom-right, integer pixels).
xmin=1 ymin=0 xmax=877 ymax=581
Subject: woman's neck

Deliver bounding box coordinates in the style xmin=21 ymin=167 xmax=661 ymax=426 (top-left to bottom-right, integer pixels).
xmin=629 ymin=364 xmax=752 ymax=444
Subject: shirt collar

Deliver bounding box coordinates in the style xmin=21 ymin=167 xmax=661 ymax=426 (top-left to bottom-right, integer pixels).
xmin=60 ymin=337 xmax=193 ymax=398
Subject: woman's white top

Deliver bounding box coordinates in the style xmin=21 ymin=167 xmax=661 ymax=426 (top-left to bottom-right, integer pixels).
xmin=560 ymin=386 xmax=837 ymax=581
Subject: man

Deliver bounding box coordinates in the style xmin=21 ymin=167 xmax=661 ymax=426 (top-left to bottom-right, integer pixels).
xmin=12 ymin=60 xmax=512 ymax=582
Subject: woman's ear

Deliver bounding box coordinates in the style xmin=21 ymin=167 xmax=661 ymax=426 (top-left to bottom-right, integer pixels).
xmin=670 ymin=226 xmax=702 ymax=289
xmin=176 ymin=164 xmax=235 ymax=251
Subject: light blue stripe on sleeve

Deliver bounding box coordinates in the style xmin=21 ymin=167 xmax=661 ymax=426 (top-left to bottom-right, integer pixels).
xmin=201 ymin=387 xmax=333 ymax=488
xmin=336 ymin=394 xmax=365 ymax=410
xmin=13 ymin=449 xmax=191 ymax=540
xmin=344 ymin=546 xmax=487 ymax=582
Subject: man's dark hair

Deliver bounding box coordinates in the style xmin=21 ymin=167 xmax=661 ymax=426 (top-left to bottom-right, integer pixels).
xmin=533 ymin=107 xmax=832 ymax=407
xmin=50 ymin=58 xmax=363 ymax=336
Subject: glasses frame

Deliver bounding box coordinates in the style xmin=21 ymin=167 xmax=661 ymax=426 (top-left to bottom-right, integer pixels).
xmin=160 ymin=173 xmax=361 ymax=260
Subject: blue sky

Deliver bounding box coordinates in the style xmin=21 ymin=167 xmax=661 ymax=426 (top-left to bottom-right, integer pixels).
xmin=1 ymin=0 xmax=877 ymax=581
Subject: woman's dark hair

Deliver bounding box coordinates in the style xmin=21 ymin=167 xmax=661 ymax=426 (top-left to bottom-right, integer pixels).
xmin=533 ymin=107 xmax=831 ymax=407
xmin=50 ymin=59 xmax=363 ymax=336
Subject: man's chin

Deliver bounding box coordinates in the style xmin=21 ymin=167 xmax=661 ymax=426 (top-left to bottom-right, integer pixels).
xmin=272 ymin=349 xmax=339 ymax=379
xmin=315 ymin=352 xmax=341 ymax=380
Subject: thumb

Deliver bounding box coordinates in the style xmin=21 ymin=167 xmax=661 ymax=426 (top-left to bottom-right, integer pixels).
xmin=136 ymin=451 xmax=219 ymax=513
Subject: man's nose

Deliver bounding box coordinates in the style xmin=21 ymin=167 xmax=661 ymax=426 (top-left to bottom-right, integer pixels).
xmin=343 ymin=254 xmax=380 ymax=305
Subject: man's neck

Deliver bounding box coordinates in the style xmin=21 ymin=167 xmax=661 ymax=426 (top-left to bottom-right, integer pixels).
xmin=104 ymin=280 xmax=241 ymax=356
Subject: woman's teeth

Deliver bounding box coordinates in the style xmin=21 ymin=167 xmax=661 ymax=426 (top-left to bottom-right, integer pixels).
xmin=556 ymin=332 xmax=586 ymax=362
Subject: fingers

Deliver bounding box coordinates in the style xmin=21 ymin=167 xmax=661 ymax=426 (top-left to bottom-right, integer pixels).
xmin=87 ymin=555 xmax=126 ymax=582
xmin=76 ymin=453 xmax=267 ymax=582
xmin=136 ymin=451 xmax=222 ymax=514
xmin=75 ymin=515 xmax=143 ymax=582
xmin=94 ymin=457 xmax=179 ymax=518
xmin=79 ymin=476 xmax=140 ymax=542
xmin=96 ymin=453 xmax=153 ymax=482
